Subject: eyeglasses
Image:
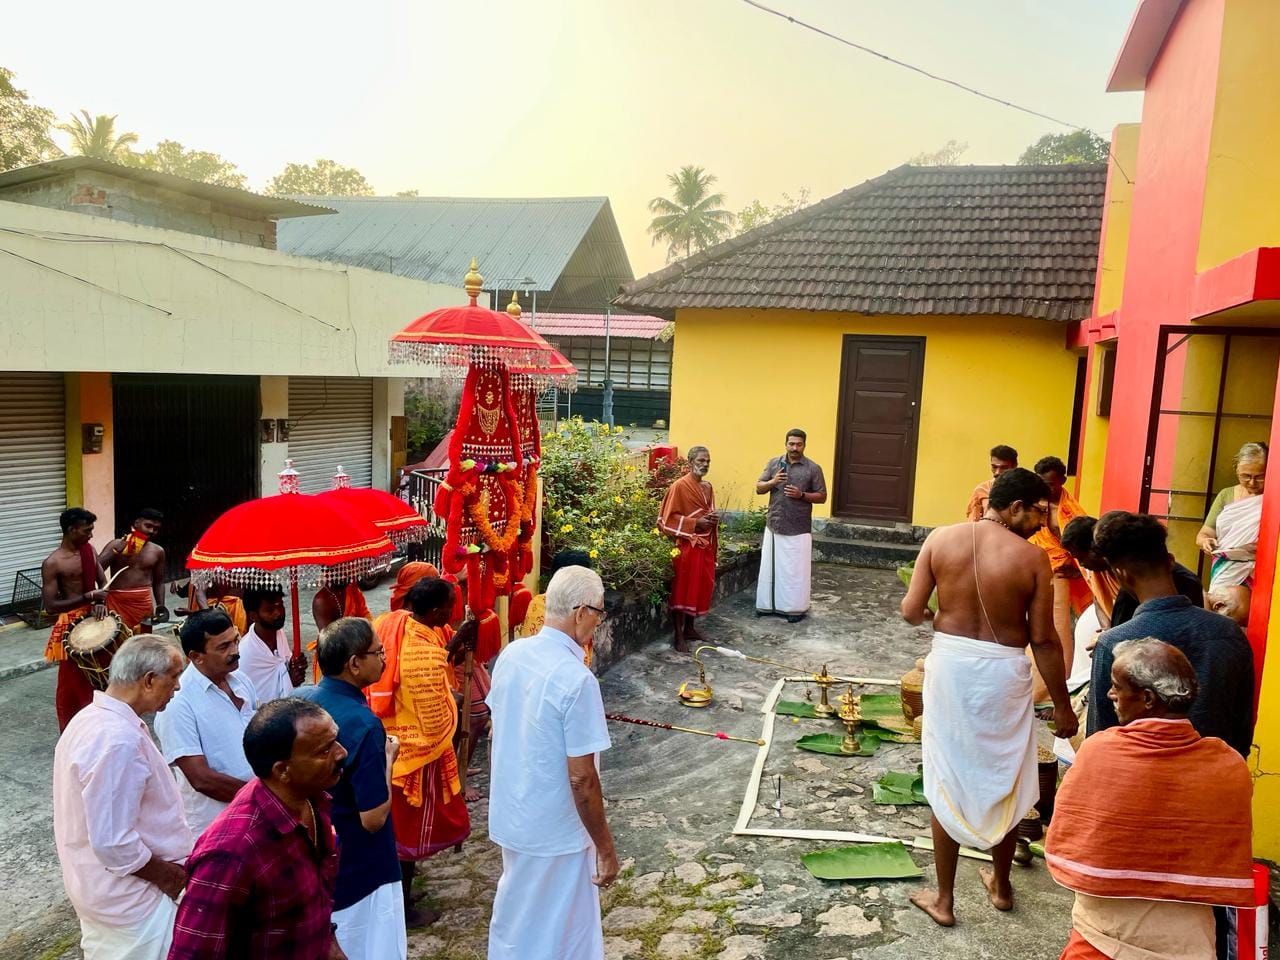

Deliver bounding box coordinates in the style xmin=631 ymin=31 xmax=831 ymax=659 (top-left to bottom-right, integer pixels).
xmin=357 ymin=647 xmax=387 ymax=660
xmin=574 ymin=603 xmax=607 ymax=622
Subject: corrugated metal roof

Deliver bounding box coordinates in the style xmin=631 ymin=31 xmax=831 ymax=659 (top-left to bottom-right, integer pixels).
xmin=276 ymin=196 xmax=635 ymax=311
xmin=531 ymin=312 xmax=667 ymax=339
xmin=0 ymin=157 xmax=334 ymax=219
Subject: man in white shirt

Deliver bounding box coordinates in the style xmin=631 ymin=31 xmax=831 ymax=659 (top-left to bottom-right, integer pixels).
xmin=487 ymin=566 xmax=618 ymax=960
xmin=53 ymin=635 xmax=193 ymax=960
xmin=238 ymin=586 xmax=306 ymax=701
xmin=155 ymin=607 xmax=257 ymax=836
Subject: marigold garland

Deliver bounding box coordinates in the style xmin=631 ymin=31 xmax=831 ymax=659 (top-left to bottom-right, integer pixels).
xmin=467 ymin=476 xmax=522 ymax=553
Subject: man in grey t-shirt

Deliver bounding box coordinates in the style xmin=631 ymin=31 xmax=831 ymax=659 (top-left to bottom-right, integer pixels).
xmin=755 ymin=428 xmax=827 ymax=621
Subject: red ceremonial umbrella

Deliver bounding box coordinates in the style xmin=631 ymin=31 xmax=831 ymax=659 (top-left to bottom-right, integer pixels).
xmin=508 ymin=347 xmax=579 ymax=392
xmin=316 ymin=466 xmax=430 ymax=546
xmin=187 ymin=462 xmax=394 ymax=655
xmin=388 ymin=257 xmax=555 ymax=371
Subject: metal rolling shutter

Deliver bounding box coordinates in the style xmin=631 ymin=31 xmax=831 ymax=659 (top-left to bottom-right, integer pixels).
xmin=0 ymin=374 xmax=66 ymax=597
xmin=288 ymin=378 xmax=374 ymax=493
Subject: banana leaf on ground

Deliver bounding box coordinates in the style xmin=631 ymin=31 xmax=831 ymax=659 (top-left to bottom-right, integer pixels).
xmin=801 ymin=841 xmax=924 ymax=881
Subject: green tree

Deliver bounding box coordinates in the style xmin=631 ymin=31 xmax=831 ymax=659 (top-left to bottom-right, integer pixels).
xmin=1018 ymin=130 xmax=1109 ymax=165
xmin=908 ymin=139 xmax=969 ymax=166
xmin=0 ymin=67 xmax=60 ymax=171
xmin=57 ymin=110 xmax=139 ymax=161
xmin=647 ymin=165 xmax=733 ymax=262
xmin=127 ymin=140 xmax=247 ymax=188
xmin=264 ymin=158 xmax=374 ymax=196
xmin=735 ymin=188 xmax=811 ymax=235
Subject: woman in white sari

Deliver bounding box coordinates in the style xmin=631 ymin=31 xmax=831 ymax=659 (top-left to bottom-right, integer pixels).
xmin=1197 ymin=441 xmax=1267 ymax=590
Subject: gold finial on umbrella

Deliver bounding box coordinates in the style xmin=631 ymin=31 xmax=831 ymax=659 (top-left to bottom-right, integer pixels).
xmin=507 ymin=290 xmax=522 ymax=319
xmin=464 ymin=257 xmax=484 ymax=305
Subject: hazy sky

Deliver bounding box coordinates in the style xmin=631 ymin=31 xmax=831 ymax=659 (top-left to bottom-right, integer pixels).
xmin=6 ymin=0 xmax=1142 ymax=279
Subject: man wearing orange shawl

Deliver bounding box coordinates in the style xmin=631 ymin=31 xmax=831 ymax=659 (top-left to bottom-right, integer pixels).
xmin=1061 ymin=516 xmax=1120 ymax=626
xmin=1046 ymin=639 xmax=1253 ymax=960
xmin=658 ymin=447 xmax=719 ymax=653
xmin=1029 ymin=457 xmax=1093 ymax=702
xmin=368 ymin=577 xmax=470 ymax=926
xmin=309 ymin=581 xmax=374 ymax=681
xmin=965 ymin=445 xmax=1019 ymax=521
xmin=41 ymin=508 xmax=108 ymax=730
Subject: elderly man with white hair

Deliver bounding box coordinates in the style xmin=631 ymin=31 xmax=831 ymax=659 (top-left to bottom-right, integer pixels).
xmin=486 ymin=565 xmax=618 ymax=960
xmin=52 ymin=635 xmax=193 ymax=960
xmin=1046 ymin=638 xmax=1254 ymax=960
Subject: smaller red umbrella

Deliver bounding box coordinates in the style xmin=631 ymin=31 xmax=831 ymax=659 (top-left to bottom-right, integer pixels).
xmin=187 ymin=463 xmax=394 ymax=655
xmin=508 ymin=347 xmax=579 ymax=392
xmin=317 ymin=466 xmax=430 ymax=546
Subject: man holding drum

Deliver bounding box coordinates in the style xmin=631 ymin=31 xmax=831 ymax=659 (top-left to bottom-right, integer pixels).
xmin=42 ymin=508 xmax=109 ymax=730
xmin=99 ymin=507 xmax=169 ymax=630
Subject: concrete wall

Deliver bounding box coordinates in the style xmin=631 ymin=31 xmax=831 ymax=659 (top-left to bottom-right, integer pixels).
xmin=0 ymin=170 xmax=279 ymax=248
xmin=668 ymin=308 xmax=1078 ymax=528
xmin=0 ymin=199 xmax=456 ymax=379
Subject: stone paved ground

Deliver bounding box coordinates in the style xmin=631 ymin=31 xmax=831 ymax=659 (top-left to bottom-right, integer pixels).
xmin=401 ymin=564 xmax=1073 ymax=960
xmin=1 ymin=564 xmax=1073 ymax=959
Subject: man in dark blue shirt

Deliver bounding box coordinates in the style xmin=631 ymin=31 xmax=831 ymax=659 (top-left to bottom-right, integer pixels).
xmin=1088 ymin=511 xmax=1253 ymax=758
xmin=299 ymin=617 xmax=407 ymax=959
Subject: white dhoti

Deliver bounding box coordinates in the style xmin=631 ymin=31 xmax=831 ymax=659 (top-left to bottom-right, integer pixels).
xmin=488 ymin=845 xmax=603 ymax=960
xmin=756 ymin=529 xmax=812 ymax=615
xmin=79 ymin=895 xmax=177 ymax=960
xmin=333 ymin=880 xmax=407 ymax=960
xmin=922 ymin=632 xmax=1037 ymax=851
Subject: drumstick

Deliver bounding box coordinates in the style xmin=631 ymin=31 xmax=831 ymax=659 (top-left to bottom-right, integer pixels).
xmin=101 ymin=565 xmax=129 ymax=592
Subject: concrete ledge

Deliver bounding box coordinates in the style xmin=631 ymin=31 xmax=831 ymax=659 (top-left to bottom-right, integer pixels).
xmin=590 ymin=547 xmax=761 ymax=676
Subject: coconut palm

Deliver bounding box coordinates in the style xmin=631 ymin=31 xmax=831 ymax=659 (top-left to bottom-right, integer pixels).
xmin=57 ymin=111 xmax=139 ymax=162
xmin=648 ymin=166 xmax=733 ymax=263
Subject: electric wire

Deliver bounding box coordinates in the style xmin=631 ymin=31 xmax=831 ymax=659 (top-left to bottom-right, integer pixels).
xmin=735 ymin=0 xmax=1134 ymax=184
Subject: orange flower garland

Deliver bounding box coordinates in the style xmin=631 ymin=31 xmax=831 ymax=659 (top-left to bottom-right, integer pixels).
xmin=467 ymin=475 xmax=523 ymax=554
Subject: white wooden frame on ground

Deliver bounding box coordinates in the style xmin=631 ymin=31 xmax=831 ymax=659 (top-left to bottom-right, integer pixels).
xmin=731 ymin=677 xmax=992 ymax=862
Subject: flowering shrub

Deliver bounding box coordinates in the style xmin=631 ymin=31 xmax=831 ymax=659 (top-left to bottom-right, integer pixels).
xmin=541 ymin=419 xmax=682 ymax=603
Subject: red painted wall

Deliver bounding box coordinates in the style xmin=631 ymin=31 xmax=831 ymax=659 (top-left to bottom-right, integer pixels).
xmin=1099 ymin=0 xmax=1226 ymax=512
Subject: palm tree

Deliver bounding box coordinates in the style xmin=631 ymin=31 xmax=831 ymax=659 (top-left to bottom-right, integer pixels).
xmin=648 ymin=166 xmax=733 ymax=262
xmin=57 ymin=111 xmax=139 ymax=162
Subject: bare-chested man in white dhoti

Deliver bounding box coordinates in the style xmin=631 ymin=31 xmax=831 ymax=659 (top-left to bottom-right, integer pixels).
xmin=901 ymin=467 xmax=1078 ymax=926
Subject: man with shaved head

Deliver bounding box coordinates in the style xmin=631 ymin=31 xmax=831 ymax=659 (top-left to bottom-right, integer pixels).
xmin=1047 ymin=639 xmax=1253 ymax=960
xmin=658 ymin=445 xmax=719 ymax=652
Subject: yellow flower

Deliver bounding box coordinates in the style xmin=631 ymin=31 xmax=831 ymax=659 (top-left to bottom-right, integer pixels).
xmin=670 ymin=548 xmax=681 ymax=558
xmin=651 ymin=527 xmax=660 ymax=535
xmin=614 ymin=426 xmax=624 ymax=434
xmin=614 ymin=496 xmax=623 ymax=504
xmin=589 ymin=549 xmax=599 ymax=559
xmin=560 ymin=523 xmax=573 ymax=533
xmin=625 ymin=464 xmax=636 ymax=472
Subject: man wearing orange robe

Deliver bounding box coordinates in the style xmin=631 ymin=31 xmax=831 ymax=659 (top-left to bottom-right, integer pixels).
xmin=41 ymin=508 xmax=108 ymax=730
xmin=368 ymin=577 xmax=471 ymax=927
xmin=965 ymin=444 xmax=1019 ymax=521
xmin=1029 ymin=456 xmax=1093 ymax=703
xmin=309 ymin=581 xmax=374 ymax=681
xmin=1061 ymin=516 xmax=1120 ymax=627
xmin=658 ymin=446 xmax=719 ymax=653
xmin=1046 ymin=639 xmax=1253 ymax=960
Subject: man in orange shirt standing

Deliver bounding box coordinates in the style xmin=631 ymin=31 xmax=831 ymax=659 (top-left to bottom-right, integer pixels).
xmin=965 ymin=445 xmax=1019 ymax=521
xmin=1029 ymin=456 xmax=1093 ymax=703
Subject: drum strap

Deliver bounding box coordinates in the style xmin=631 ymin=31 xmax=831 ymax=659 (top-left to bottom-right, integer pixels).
xmin=78 ymin=543 xmax=97 ymax=596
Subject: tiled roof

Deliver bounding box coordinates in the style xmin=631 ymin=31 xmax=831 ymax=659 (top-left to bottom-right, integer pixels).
xmin=614 ymin=164 xmax=1108 ymax=323
xmin=531 ymin=312 xmax=667 ymax=339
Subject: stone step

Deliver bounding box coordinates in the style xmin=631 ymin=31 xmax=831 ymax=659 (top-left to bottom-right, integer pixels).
xmin=811 ymin=534 xmax=922 ymax=570
xmin=813 ymin=518 xmax=930 ymax=546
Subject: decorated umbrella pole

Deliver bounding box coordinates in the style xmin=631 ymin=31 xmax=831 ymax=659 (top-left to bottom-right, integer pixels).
xmin=187 ymin=461 xmax=395 ymax=656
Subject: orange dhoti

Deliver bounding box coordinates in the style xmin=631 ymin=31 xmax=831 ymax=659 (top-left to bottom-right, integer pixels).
xmin=46 ymin=604 xmax=94 ymax=732
xmin=369 ymin=611 xmax=470 ymax=861
xmin=106 ymin=586 xmax=155 ymax=630
xmin=1058 ymin=930 xmax=1109 ymax=959
xmin=669 ymin=541 xmax=717 ymax=616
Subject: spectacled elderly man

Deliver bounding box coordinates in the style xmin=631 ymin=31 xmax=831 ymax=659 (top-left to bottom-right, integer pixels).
xmin=53 ymin=635 xmax=192 ymax=960
xmin=1047 ymin=638 xmax=1254 ymax=960
xmin=487 ymin=565 xmax=618 ymax=960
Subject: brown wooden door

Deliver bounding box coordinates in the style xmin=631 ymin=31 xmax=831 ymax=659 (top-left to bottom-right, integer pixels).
xmin=834 ymin=336 xmax=925 ymax=522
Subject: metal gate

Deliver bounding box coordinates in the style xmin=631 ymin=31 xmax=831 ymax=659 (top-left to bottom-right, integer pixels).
xmin=1139 ymin=326 xmax=1280 ymax=575
xmin=288 ymin=377 xmax=374 ymax=492
xmin=113 ymin=374 xmax=259 ymax=579
xmin=0 ymin=373 xmax=66 ymax=599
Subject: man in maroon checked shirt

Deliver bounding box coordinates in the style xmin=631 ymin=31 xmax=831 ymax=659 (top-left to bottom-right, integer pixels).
xmin=167 ymin=698 xmax=348 ymax=960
